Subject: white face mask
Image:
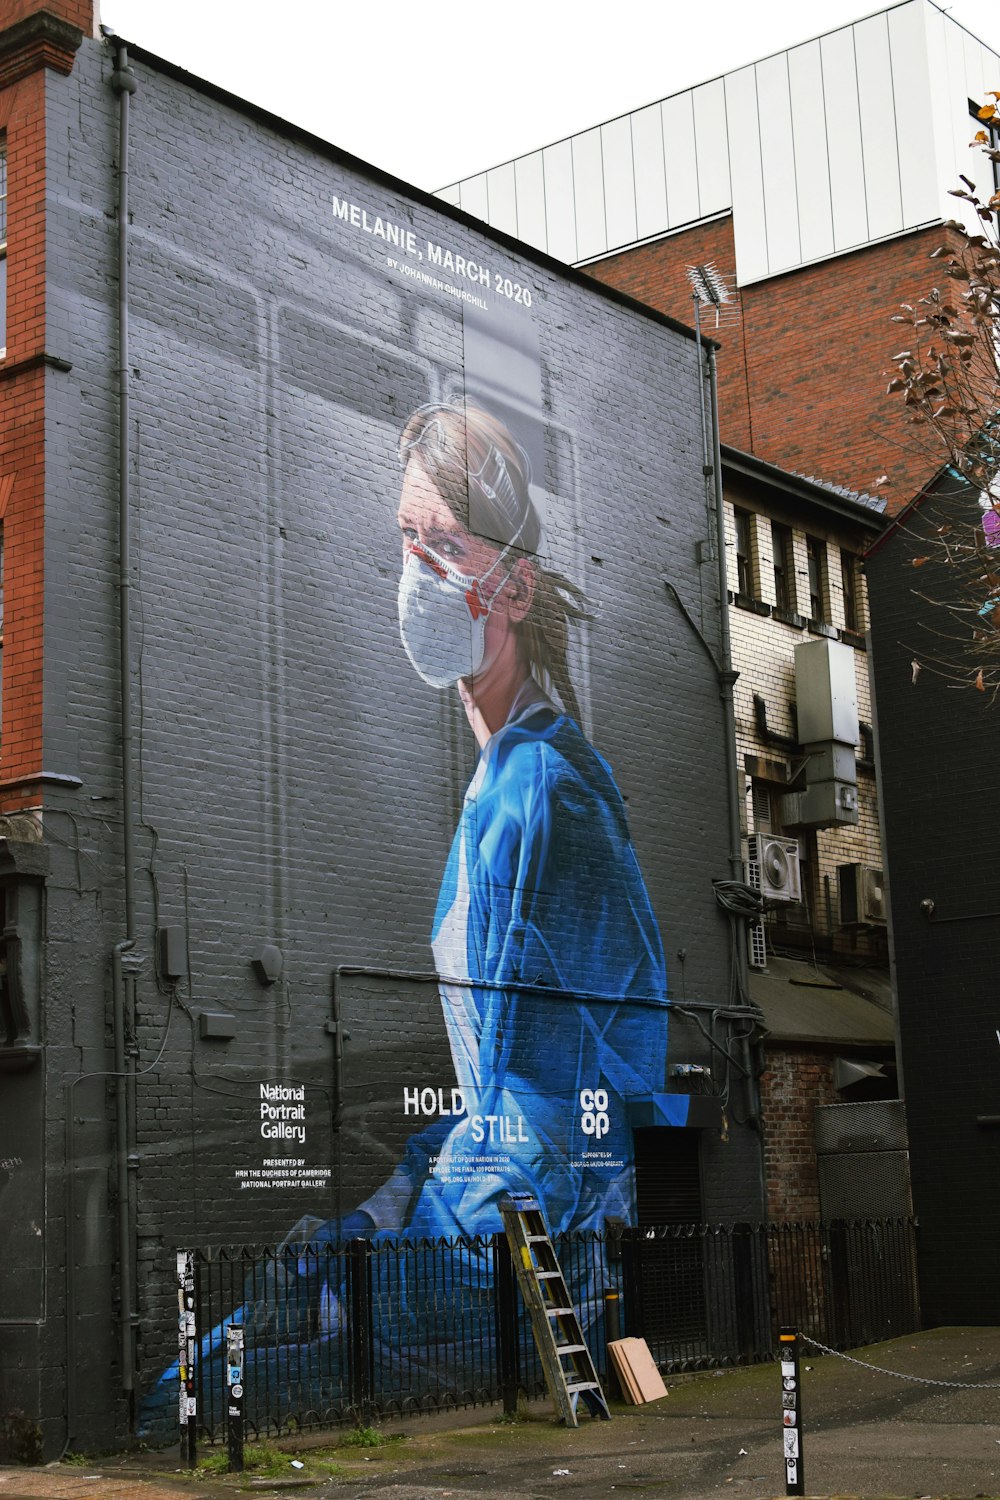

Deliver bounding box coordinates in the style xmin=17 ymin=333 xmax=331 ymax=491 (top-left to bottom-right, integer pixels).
xmin=397 ymin=539 xmax=516 ymax=688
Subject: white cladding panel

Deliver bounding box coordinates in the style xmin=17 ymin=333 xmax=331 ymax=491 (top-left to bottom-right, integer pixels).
xmin=924 ymin=5 xmax=1000 ymax=237
xmin=460 ymin=173 xmax=489 ymax=224
xmin=821 ymin=27 xmax=871 ymax=251
xmin=514 ymin=152 xmax=547 ymax=254
xmin=888 ymin=1 xmax=939 ymax=228
xmin=756 ymin=52 xmax=801 ymax=274
xmin=486 ymin=162 xmax=518 ymax=239
xmin=572 ymin=128 xmax=608 ymax=261
xmin=937 ymin=9 xmax=971 ymax=208
xmin=692 ymin=79 xmax=731 ymax=217
xmin=855 ymin=12 xmax=905 ymax=241
xmin=602 ymin=114 xmax=638 ymax=251
xmin=439 ymin=0 xmax=999 ymax=278
xmin=958 ymin=28 xmax=1000 ymax=226
xmin=725 ymin=65 xmax=769 ymax=283
xmin=787 ymin=41 xmax=835 ymax=263
xmin=631 ymin=102 xmax=669 ymax=241
xmin=437 ymin=183 xmax=461 ymax=207
xmin=542 ymin=140 xmax=577 ymax=264
xmin=661 ymin=91 xmax=700 ymax=228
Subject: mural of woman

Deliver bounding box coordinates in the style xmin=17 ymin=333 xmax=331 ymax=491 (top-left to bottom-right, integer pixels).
xmin=347 ymin=400 xmax=670 ymax=1241
xmin=140 ymin=402 xmax=670 ymax=1425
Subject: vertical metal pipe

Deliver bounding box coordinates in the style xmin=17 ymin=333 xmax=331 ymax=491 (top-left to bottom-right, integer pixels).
xmin=706 ymin=343 xmax=745 ymax=907
xmin=110 ymin=40 xmax=138 ymax=1399
xmin=705 ymin=337 xmax=763 ymax=1146
xmin=112 ymin=43 xmax=137 ymax=941
xmin=112 ymin=937 xmax=136 ymax=1391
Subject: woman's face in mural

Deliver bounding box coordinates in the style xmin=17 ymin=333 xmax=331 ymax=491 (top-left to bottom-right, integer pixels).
xmin=396 ymin=456 xmax=536 ymax=736
xmin=397 ymin=457 xmax=509 ymax=596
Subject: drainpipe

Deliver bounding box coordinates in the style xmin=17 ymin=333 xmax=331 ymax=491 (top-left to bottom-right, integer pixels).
xmin=691 ymin=307 xmax=762 ymax=1152
xmin=692 ymin=308 xmax=746 ymax=985
xmin=708 ymin=341 xmax=759 ymax=1116
xmin=110 ymin=39 xmax=138 ymax=1398
xmin=111 ymin=938 xmax=136 ymax=1393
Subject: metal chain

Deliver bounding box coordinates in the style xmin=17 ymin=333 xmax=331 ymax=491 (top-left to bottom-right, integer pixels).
xmin=798 ymin=1334 xmax=1000 ymax=1389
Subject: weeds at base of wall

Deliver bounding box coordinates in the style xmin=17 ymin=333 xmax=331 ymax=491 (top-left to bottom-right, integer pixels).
xmin=0 ymin=1409 xmax=43 ymax=1465
xmin=338 ymin=1425 xmax=387 ymax=1449
xmin=195 ymin=1443 xmax=293 ymax=1478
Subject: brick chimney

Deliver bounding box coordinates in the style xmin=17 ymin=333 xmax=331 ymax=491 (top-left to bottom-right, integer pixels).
xmin=0 ymin=2 xmax=90 ymax=86
xmin=0 ymin=0 xmax=91 ymax=804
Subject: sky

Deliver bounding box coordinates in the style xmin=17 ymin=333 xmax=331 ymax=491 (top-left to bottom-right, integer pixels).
xmin=96 ymin=0 xmax=1000 ymax=193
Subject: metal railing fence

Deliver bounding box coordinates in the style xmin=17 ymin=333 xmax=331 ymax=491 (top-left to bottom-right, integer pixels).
xmin=179 ymin=1217 xmax=918 ymax=1441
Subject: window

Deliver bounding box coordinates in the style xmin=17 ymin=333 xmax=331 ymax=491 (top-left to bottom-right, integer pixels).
xmin=733 ymin=508 xmax=753 ymax=596
xmin=752 ymin=780 xmax=773 ymax=832
xmin=772 ymin=523 xmax=794 ymax=612
xmin=841 ymin=551 xmax=860 ymax=632
xmin=0 ymin=143 xmax=6 ymax=358
xmin=806 ymin=537 xmax=827 ymax=623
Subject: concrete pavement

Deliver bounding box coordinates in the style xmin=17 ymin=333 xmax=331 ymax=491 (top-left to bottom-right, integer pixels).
xmin=2 ymin=1327 xmax=999 ymax=1499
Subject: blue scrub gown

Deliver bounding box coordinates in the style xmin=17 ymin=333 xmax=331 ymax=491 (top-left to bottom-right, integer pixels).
xmin=360 ymin=682 xmax=669 ymax=1239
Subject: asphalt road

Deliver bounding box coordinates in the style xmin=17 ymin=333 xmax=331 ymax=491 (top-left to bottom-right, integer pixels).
xmin=2 ymin=1327 xmax=999 ymax=1499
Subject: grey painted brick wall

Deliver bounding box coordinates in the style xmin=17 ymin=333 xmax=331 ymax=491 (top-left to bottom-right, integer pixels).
xmin=8 ymin=34 xmax=767 ymax=1450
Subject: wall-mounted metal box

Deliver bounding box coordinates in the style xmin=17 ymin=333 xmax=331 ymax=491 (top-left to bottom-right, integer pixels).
xmin=795 ymin=638 xmax=859 ymax=747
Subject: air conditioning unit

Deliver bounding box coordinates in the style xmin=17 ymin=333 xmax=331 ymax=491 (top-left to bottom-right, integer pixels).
xmin=838 ymin=863 xmax=886 ymax=925
xmin=747 ymin=834 xmax=802 ymax=903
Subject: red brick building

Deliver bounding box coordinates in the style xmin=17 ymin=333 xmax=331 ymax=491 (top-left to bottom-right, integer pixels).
xmin=439 ymin=0 xmax=998 ymax=516
xmin=588 ymin=221 xmax=967 ymax=510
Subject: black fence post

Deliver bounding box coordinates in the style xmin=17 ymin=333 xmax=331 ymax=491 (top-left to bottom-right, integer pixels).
xmin=620 ymin=1233 xmax=642 ymax=1338
xmin=603 ymin=1290 xmax=622 ymax=1401
xmin=827 ymin=1220 xmax=851 ymax=1347
xmin=346 ymin=1237 xmax=373 ymax=1422
xmin=733 ymin=1223 xmax=757 ymax=1361
xmin=226 ymin=1324 xmax=244 ymax=1473
xmin=493 ymin=1231 xmax=520 ymax=1416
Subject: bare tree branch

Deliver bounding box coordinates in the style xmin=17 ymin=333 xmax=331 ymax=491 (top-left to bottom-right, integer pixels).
xmin=881 ymin=100 xmax=1000 ymax=694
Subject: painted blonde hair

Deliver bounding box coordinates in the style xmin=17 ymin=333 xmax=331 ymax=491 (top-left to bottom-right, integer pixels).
xmin=399 ymin=402 xmax=590 ymax=721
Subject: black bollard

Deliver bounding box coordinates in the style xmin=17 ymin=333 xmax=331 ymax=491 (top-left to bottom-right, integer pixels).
xmin=177 ymin=1250 xmax=197 ymax=1469
xmin=226 ymin=1324 xmax=245 ymax=1473
xmin=779 ymin=1329 xmax=804 ymax=1496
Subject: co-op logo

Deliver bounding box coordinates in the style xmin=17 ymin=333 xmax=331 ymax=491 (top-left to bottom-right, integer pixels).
xmin=579 ymin=1088 xmax=610 ymax=1140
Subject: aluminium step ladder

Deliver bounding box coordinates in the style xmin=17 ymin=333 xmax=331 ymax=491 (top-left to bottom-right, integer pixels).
xmin=499 ymin=1193 xmax=611 ymax=1426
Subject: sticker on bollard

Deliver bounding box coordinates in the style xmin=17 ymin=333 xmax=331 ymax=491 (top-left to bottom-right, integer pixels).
xmin=176 ymin=1251 xmax=197 ymax=1469
xmin=779 ymin=1330 xmax=804 ymax=1497
xmin=227 ymin=1324 xmax=245 ymax=1474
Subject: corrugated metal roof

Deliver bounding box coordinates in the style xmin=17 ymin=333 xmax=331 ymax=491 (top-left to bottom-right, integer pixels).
xmin=750 ymin=954 xmax=895 ymax=1046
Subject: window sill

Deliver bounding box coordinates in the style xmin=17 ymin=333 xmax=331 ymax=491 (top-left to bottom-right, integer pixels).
xmin=0 ymin=1043 xmax=42 ymax=1073
xmin=734 ymin=593 xmax=771 ymax=617
xmin=807 ymin=619 xmax=838 ymax=639
xmin=772 ymin=608 xmax=807 ymax=629
xmin=840 ymin=628 xmax=867 ymax=651
xmin=0 ymin=352 xmax=72 ymax=381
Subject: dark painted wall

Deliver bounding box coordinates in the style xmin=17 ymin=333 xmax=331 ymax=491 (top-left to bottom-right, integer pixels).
xmin=1 ymin=36 xmax=762 ymax=1452
xmin=866 ymin=477 xmax=1000 ymax=1325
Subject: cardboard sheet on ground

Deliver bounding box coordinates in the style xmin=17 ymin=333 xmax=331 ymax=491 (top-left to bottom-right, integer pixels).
xmin=608 ymin=1337 xmax=668 ymax=1403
